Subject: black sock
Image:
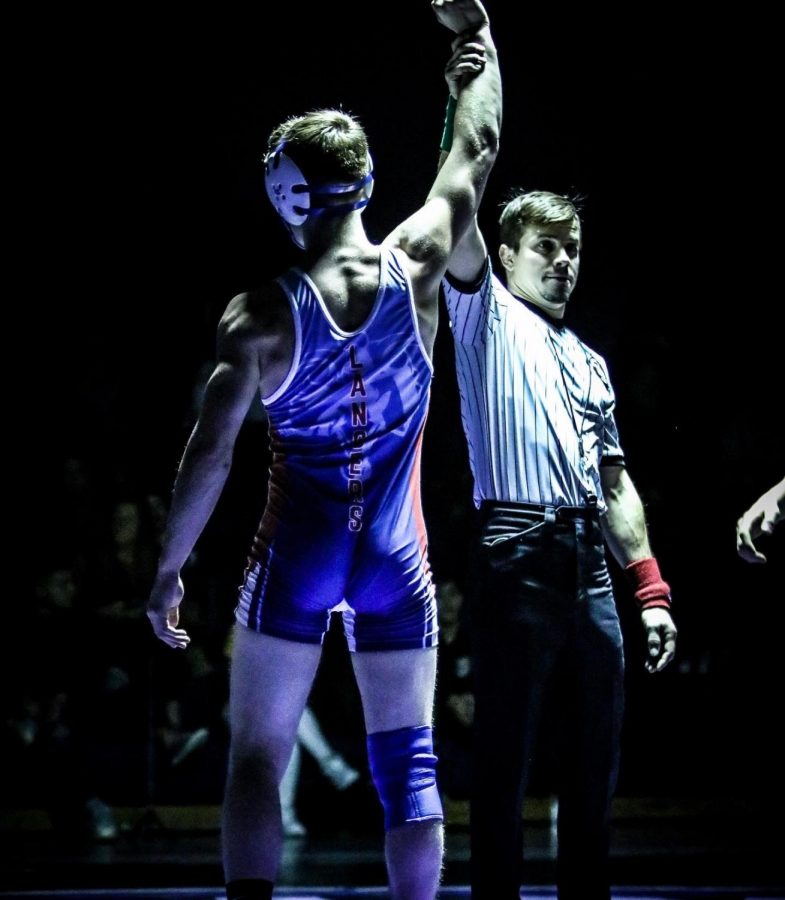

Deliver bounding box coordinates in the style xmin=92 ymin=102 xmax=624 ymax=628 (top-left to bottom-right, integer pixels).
xmin=225 ymin=878 xmax=274 ymax=900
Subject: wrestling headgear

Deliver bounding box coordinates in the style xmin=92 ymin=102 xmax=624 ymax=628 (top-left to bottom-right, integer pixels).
xmin=264 ymin=142 xmax=374 ymax=248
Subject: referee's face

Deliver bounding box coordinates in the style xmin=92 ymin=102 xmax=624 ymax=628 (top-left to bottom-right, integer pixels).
xmin=500 ymin=222 xmax=581 ymax=317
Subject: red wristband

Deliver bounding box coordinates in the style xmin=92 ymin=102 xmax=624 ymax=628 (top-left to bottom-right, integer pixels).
xmin=624 ymin=557 xmax=672 ymax=611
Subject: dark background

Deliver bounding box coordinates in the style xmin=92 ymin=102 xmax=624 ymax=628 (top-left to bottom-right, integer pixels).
xmin=30 ymin=2 xmax=783 ymax=813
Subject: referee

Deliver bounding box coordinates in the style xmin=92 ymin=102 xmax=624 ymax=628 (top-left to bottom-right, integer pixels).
xmin=440 ymin=183 xmax=677 ymax=896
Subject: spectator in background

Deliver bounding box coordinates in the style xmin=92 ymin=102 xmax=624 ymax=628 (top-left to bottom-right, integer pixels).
xmin=2 ymin=564 xmax=118 ymax=841
xmin=433 ymin=580 xmax=473 ymax=804
xmin=278 ymin=705 xmax=360 ymax=837
xmin=736 ymin=477 xmax=784 ymax=563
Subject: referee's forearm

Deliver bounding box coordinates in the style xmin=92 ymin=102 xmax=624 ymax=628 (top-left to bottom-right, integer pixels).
xmin=601 ymin=473 xmax=652 ymax=567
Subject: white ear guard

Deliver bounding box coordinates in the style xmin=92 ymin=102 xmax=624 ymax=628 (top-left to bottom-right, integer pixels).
xmin=264 ymin=142 xmax=374 ymax=228
xmin=264 ymin=144 xmax=311 ymax=226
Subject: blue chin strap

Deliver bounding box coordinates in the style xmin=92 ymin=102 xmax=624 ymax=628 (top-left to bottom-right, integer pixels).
xmin=264 ymin=142 xmax=374 ymax=248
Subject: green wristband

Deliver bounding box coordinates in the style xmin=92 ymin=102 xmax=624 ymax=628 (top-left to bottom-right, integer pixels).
xmin=439 ymin=95 xmax=458 ymax=153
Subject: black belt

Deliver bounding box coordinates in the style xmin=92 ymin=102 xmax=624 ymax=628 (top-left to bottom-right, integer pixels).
xmin=480 ymin=499 xmax=600 ymax=522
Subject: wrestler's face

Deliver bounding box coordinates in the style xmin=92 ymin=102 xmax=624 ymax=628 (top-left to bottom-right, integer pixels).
xmin=499 ymin=220 xmax=581 ymax=318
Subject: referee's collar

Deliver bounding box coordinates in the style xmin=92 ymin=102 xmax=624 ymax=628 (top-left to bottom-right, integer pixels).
xmin=510 ymin=293 xmax=566 ymax=331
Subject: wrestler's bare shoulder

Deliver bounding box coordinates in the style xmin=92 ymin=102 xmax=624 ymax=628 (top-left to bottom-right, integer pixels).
xmin=219 ymin=283 xmax=293 ymax=344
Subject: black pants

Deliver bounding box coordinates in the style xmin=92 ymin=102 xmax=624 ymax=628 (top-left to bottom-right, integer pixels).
xmin=470 ymin=502 xmax=624 ymax=900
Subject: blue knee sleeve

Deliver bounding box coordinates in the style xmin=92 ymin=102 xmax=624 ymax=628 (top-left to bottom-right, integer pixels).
xmin=366 ymin=724 xmax=443 ymax=830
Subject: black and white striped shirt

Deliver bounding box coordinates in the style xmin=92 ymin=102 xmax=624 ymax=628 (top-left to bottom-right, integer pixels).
xmin=443 ymin=259 xmax=625 ymax=511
